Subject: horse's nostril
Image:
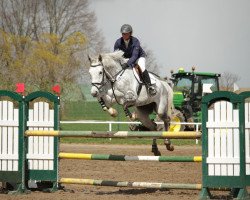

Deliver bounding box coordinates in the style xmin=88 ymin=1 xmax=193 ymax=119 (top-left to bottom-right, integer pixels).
xmin=91 ymin=91 xmax=97 ymax=97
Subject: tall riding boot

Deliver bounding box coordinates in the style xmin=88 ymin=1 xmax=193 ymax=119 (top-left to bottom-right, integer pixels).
xmin=142 ymin=70 xmax=157 ymax=96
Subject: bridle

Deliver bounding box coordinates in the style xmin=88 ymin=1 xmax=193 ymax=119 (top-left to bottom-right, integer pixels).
xmin=90 ymin=63 xmax=108 ymax=92
xmin=90 ymin=62 xmax=126 ymax=104
xmin=90 ymin=62 xmax=125 ymax=93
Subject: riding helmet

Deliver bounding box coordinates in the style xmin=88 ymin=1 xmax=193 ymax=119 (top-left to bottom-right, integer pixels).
xmin=120 ymin=24 xmax=133 ymax=34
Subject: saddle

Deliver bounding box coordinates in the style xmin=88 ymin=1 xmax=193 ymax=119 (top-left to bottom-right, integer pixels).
xmin=132 ymin=65 xmax=156 ymax=84
xmin=132 ymin=65 xmax=156 ymax=95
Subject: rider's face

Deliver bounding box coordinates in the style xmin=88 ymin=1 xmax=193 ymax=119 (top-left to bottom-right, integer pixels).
xmin=122 ymin=32 xmax=131 ymax=41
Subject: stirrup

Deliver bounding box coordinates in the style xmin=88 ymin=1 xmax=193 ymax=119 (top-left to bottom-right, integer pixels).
xmin=148 ymin=86 xmax=156 ymax=96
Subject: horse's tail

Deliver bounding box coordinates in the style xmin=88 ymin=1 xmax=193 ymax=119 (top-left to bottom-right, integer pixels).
xmin=159 ymin=79 xmax=174 ymax=117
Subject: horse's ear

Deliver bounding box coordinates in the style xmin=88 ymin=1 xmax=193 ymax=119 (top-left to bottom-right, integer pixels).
xmin=98 ymin=54 xmax=102 ymax=62
xmin=88 ymin=55 xmax=92 ymax=62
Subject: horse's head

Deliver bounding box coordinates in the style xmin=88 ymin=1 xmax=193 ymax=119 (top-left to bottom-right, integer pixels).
xmin=88 ymin=53 xmax=120 ymax=118
xmin=88 ymin=51 xmax=125 ymax=97
xmin=88 ymin=55 xmax=105 ymax=97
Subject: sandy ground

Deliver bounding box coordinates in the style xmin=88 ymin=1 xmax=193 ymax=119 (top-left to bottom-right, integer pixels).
xmin=0 ymin=143 xmax=239 ymax=200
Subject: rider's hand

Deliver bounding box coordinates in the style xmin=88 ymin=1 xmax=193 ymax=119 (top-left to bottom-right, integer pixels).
xmin=121 ymin=63 xmax=129 ymax=69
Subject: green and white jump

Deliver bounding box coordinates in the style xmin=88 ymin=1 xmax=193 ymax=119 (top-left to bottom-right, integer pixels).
xmin=0 ymin=90 xmax=250 ymax=199
xmin=58 ymin=152 xmax=202 ymax=162
xmin=60 ymin=178 xmax=202 ymax=190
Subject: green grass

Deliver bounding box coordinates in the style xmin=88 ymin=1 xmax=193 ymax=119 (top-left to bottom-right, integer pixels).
xmin=60 ymin=123 xmax=129 ymax=132
xmin=61 ymin=101 xmax=129 ymax=121
xmin=60 ymin=137 xmax=200 ymax=146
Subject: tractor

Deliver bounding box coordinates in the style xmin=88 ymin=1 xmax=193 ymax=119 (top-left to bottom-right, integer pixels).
xmin=169 ymin=67 xmax=220 ymax=131
xmin=129 ymin=67 xmax=221 ymax=132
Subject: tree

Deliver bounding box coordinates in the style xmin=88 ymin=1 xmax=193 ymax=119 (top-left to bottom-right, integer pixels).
xmin=220 ymin=71 xmax=241 ymax=91
xmin=0 ymin=30 xmax=86 ymax=91
xmin=142 ymin=45 xmax=160 ymax=75
xmin=0 ymin=0 xmax=105 ymax=98
xmin=0 ymin=0 xmax=104 ymax=49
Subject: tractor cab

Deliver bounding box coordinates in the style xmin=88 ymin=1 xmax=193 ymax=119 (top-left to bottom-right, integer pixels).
xmin=171 ymin=67 xmax=220 ymax=125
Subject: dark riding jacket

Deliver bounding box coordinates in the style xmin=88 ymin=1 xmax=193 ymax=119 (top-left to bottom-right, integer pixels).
xmin=114 ymin=36 xmax=146 ymax=67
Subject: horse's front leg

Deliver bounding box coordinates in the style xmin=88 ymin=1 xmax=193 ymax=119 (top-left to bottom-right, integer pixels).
xmin=97 ymin=97 xmax=118 ymax=117
xmin=152 ymin=138 xmax=161 ymax=156
xmin=122 ymin=90 xmax=138 ymax=121
xmin=123 ymin=106 xmax=137 ymax=121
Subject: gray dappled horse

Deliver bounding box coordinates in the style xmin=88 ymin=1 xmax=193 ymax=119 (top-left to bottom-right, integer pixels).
xmin=88 ymin=50 xmax=174 ymax=155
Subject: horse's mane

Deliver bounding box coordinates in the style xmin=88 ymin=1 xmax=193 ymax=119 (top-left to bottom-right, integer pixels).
xmin=103 ymin=50 xmax=124 ymax=61
xmin=101 ymin=50 xmax=125 ymax=71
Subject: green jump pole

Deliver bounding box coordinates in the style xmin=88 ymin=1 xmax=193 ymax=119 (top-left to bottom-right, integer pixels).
xmin=59 ymin=152 xmax=202 ymax=162
xmin=25 ymin=130 xmax=201 ymax=139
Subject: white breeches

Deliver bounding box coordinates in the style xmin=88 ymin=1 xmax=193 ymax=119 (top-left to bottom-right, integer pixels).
xmin=136 ymin=57 xmax=146 ymax=72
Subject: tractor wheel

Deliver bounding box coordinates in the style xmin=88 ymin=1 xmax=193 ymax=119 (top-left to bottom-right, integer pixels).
xmin=151 ymin=111 xmax=186 ymax=132
xmin=169 ymin=110 xmax=185 ymax=132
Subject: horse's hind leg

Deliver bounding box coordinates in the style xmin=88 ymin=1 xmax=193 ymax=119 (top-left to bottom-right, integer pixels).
xmin=164 ymin=138 xmax=174 ymax=151
xmin=163 ymin=116 xmax=174 ymax=151
xmin=135 ymin=106 xmax=161 ymax=156
xmin=158 ymin=113 xmax=174 ymax=151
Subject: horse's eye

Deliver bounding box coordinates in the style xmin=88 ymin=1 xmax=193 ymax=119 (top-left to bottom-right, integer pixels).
xmin=99 ymin=71 xmax=103 ymax=75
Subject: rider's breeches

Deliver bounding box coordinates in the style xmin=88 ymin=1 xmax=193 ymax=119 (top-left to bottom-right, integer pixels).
xmin=136 ymin=57 xmax=146 ymax=72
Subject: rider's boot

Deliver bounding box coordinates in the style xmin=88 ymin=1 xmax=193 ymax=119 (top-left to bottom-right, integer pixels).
xmin=142 ymin=70 xmax=156 ymax=96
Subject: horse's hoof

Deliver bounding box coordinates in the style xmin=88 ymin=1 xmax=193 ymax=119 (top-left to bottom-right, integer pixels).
xmin=152 ymin=149 xmax=161 ymax=156
xmin=151 ymin=146 xmax=161 ymax=156
xmin=166 ymin=145 xmax=174 ymax=151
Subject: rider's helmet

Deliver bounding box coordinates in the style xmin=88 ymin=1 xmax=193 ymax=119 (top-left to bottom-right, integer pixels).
xmin=120 ymin=24 xmax=133 ymax=34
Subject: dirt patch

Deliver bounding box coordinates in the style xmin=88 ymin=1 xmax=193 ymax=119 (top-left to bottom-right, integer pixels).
xmin=0 ymin=144 xmax=212 ymax=200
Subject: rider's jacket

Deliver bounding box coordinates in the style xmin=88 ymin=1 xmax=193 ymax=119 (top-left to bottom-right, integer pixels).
xmin=114 ymin=36 xmax=146 ymax=67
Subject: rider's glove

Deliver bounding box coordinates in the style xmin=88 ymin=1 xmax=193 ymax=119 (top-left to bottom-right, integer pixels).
xmin=121 ymin=63 xmax=129 ymax=69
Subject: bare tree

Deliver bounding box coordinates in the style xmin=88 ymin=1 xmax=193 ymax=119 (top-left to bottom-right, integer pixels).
xmin=0 ymin=0 xmax=104 ymax=50
xmin=220 ymin=71 xmax=241 ymax=91
xmin=142 ymin=45 xmax=160 ymax=74
xmin=0 ymin=0 xmax=34 ymax=37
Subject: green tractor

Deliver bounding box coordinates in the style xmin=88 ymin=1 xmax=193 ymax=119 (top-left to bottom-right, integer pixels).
xmin=169 ymin=67 xmax=220 ymax=131
xmin=129 ymin=67 xmax=220 ymax=132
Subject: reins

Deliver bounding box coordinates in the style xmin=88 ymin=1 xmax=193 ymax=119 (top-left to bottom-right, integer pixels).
xmin=105 ymin=66 xmax=126 ymax=106
xmin=90 ymin=64 xmax=109 ymax=92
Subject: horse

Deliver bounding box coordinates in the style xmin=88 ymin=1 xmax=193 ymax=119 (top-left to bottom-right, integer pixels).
xmin=88 ymin=50 xmax=174 ymax=156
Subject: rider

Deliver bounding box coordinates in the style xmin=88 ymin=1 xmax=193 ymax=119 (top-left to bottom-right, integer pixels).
xmin=114 ymin=24 xmax=156 ymax=96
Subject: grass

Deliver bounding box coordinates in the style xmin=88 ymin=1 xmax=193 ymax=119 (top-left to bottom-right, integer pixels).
xmin=60 ymin=123 xmax=129 ymax=132
xmin=61 ymin=101 xmax=129 ymax=121
xmin=60 ymin=137 xmax=200 ymax=146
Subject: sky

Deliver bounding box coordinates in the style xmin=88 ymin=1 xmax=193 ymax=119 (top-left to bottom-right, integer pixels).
xmin=90 ymin=0 xmax=250 ymax=88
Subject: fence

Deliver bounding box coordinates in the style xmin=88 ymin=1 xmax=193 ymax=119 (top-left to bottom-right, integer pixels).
xmin=1 ymin=90 xmax=250 ymax=199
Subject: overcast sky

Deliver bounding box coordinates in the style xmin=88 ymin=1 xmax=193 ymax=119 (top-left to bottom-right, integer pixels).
xmin=90 ymin=0 xmax=250 ymax=87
